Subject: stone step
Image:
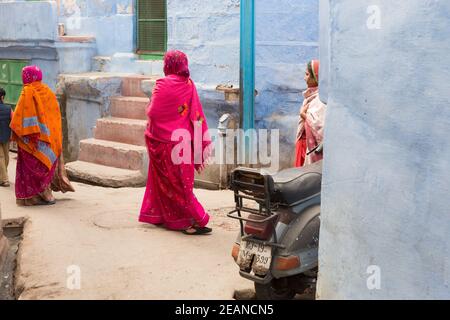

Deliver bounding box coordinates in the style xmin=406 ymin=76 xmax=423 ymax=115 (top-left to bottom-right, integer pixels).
xmin=92 ymin=54 xmax=164 ymax=76
xmin=122 ymin=75 xmax=154 ymax=97
xmin=78 ymin=138 xmax=148 ymax=171
xmin=94 ymin=117 xmax=147 ymax=147
xmin=110 ymin=96 xmax=149 ymax=120
xmin=66 ymin=161 xmax=147 ymax=188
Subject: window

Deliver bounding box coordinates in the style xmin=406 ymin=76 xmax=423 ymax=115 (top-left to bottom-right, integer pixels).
xmin=0 ymin=59 xmax=29 ymax=107
xmin=137 ymin=0 xmax=167 ymax=57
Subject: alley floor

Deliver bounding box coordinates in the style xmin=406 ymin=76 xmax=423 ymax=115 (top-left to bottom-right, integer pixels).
xmin=0 ymin=152 xmax=253 ymax=300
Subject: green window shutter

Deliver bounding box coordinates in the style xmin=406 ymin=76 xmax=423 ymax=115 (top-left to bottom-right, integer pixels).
xmin=0 ymin=59 xmax=29 ymax=108
xmin=137 ymin=0 xmax=167 ymax=55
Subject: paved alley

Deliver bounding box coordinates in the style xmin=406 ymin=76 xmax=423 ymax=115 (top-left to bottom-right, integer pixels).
xmin=0 ymin=153 xmax=252 ymax=300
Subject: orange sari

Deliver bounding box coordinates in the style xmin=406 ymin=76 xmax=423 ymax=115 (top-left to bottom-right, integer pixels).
xmin=10 ymin=81 xmax=62 ymax=169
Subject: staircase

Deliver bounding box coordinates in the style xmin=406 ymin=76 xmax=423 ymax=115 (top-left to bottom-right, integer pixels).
xmin=66 ymin=75 xmax=157 ymax=188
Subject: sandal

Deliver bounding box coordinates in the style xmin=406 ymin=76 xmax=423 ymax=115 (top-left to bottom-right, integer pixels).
xmin=16 ymin=197 xmax=56 ymax=207
xmin=182 ymin=226 xmax=213 ymax=235
xmin=35 ymin=199 xmax=56 ymax=206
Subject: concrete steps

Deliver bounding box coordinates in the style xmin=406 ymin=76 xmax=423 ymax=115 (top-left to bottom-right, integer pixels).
xmin=67 ymin=75 xmax=157 ymax=188
xmin=110 ymin=96 xmax=148 ymax=120
xmin=122 ymin=75 xmax=151 ymax=97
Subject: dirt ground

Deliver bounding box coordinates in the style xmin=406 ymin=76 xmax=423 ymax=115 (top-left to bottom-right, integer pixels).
xmin=0 ymin=153 xmax=253 ymax=300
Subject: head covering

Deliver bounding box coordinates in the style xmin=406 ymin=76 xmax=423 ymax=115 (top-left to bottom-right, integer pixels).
xmin=22 ymin=65 xmax=43 ymax=85
xmin=307 ymin=60 xmax=320 ymax=84
xmin=163 ymin=50 xmax=190 ymax=78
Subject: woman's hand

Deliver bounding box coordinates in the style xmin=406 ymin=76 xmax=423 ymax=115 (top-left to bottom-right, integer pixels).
xmin=300 ymin=108 xmax=308 ymax=120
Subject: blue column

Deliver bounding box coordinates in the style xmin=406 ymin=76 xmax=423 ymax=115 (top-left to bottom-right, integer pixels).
xmin=240 ymin=0 xmax=255 ymax=132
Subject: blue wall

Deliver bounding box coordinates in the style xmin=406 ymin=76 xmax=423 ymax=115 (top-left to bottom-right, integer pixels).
xmin=317 ymin=0 xmax=450 ymax=299
xmin=58 ymin=0 xmax=320 ymax=165
xmin=1 ymin=0 xmax=320 ymax=169
xmin=58 ymin=0 xmax=135 ymax=56
xmin=168 ymin=0 xmax=319 ymax=168
xmin=167 ymin=0 xmax=240 ymax=86
xmin=0 ymin=1 xmax=97 ymax=90
xmin=255 ymin=0 xmax=319 ymax=167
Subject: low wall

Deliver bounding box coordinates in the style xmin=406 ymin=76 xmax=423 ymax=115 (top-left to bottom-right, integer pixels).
xmin=56 ymin=73 xmax=123 ymax=161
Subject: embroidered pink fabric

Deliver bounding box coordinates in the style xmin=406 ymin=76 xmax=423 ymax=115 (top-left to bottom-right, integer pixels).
xmin=22 ymin=65 xmax=43 ymax=84
xmin=15 ymin=148 xmax=56 ymax=199
xmin=139 ymin=138 xmax=209 ymax=230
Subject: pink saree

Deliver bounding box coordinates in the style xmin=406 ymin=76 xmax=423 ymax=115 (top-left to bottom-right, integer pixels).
xmin=304 ymin=93 xmax=326 ymax=164
xmin=296 ymin=87 xmax=319 ymax=167
xmin=139 ymin=50 xmax=211 ymax=230
xmin=15 ymin=147 xmax=57 ymax=199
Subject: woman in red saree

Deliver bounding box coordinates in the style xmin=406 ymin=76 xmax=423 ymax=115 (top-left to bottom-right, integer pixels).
xmin=295 ymin=60 xmax=327 ymax=166
xmin=139 ymin=50 xmax=212 ymax=235
xmin=10 ymin=66 xmax=74 ymax=206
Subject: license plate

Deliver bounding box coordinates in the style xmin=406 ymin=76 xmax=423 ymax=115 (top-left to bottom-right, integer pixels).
xmin=237 ymin=240 xmax=272 ymax=274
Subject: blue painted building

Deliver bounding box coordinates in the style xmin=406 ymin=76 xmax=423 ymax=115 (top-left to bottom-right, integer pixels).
xmin=0 ymin=0 xmax=320 ymax=169
xmin=317 ymin=0 xmax=450 ymax=299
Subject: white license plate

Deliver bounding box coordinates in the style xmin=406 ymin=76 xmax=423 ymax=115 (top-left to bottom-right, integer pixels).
xmin=237 ymin=240 xmax=272 ymax=274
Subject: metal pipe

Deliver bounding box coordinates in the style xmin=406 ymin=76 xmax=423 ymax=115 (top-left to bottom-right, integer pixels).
xmin=240 ymin=0 xmax=256 ymax=161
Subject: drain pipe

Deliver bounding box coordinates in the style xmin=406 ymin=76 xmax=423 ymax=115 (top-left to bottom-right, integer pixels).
xmin=240 ymin=0 xmax=256 ymax=160
xmin=218 ymin=114 xmax=232 ymax=189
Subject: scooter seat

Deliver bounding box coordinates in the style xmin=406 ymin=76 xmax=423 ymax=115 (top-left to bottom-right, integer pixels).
xmin=269 ymin=161 xmax=322 ymax=206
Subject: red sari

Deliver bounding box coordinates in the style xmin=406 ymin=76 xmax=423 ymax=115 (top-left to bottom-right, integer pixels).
xmin=295 ymin=87 xmax=319 ymax=167
xmin=294 ymin=136 xmax=307 ymax=167
xmin=139 ymin=51 xmax=211 ymax=230
xmin=15 ymin=148 xmax=57 ymax=199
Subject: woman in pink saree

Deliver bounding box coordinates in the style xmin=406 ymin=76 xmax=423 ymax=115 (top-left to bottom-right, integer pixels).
xmin=295 ymin=60 xmax=327 ymax=166
xmin=139 ymin=50 xmax=212 ymax=235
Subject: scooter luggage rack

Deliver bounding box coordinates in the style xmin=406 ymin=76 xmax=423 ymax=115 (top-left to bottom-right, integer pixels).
xmin=227 ymin=168 xmax=284 ymax=249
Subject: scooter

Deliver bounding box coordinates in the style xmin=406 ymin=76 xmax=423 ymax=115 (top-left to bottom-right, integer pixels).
xmin=228 ymin=160 xmax=322 ymax=300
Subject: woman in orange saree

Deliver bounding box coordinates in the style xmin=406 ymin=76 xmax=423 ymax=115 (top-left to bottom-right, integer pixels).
xmin=10 ymin=66 xmax=74 ymax=206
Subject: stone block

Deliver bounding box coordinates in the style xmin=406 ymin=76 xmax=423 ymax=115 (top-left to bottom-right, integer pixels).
xmin=66 ymin=161 xmax=146 ymax=188
xmin=79 ymin=138 xmax=148 ymax=172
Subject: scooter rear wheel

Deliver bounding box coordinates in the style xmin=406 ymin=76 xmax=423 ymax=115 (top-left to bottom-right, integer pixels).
xmin=254 ymin=280 xmax=296 ymax=300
